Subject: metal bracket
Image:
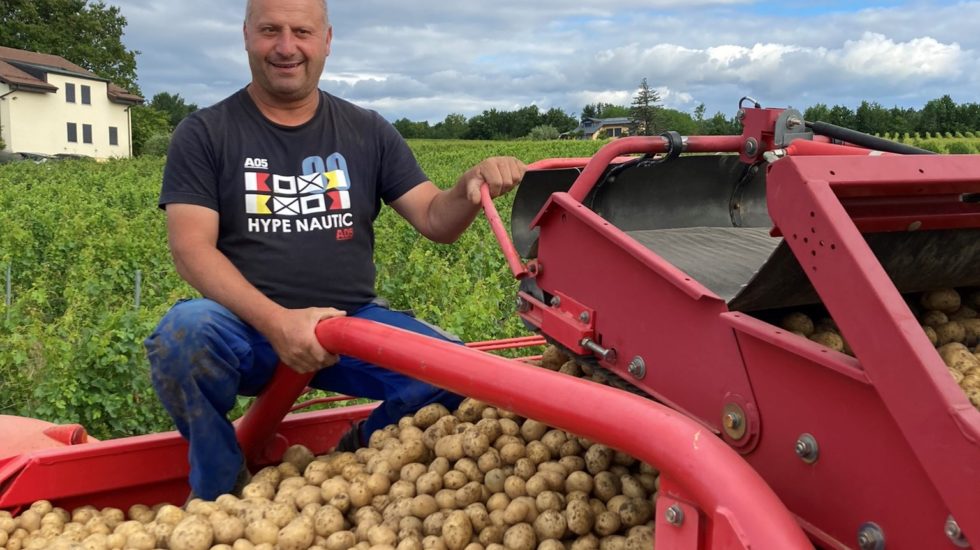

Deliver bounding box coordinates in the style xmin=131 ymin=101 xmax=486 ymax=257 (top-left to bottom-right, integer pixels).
xmin=774 ymin=108 xmax=812 ymax=147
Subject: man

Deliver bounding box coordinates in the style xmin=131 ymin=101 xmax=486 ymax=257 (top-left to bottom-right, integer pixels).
xmin=144 ymin=0 xmax=526 ymax=500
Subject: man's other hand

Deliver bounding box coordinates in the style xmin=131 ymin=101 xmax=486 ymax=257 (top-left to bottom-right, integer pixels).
xmin=463 ymin=156 xmax=526 ymax=204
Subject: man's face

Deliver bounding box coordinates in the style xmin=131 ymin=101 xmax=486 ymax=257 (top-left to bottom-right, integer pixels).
xmin=244 ymin=0 xmax=332 ymax=104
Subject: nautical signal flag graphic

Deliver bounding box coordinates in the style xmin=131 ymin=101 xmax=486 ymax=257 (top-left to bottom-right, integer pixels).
xmin=245 ymin=172 xmax=271 ymax=192
xmin=244 ymin=169 xmax=350 ymax=216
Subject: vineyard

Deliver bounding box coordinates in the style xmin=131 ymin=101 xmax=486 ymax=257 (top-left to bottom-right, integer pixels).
xmin=0 ymin=140 xmax=607 ymax=439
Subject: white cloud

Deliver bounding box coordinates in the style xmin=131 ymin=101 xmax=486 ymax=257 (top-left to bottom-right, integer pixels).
xmin=103 ymin=0 xmax=980 ymax=123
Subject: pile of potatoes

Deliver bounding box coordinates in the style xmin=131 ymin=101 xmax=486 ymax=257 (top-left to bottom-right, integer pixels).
xmin=2 ymin=399 xmax=657 ymax=550
xmin=778 ymin=287 xmax=980 ymax=408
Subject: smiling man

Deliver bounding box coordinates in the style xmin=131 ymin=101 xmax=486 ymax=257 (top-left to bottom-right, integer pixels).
xmin=144 ymin=0 xmax=526 ymax=501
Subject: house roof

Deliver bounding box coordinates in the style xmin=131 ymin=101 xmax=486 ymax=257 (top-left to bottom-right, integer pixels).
xmin=0 ymin=45 xmax=142 ymax=104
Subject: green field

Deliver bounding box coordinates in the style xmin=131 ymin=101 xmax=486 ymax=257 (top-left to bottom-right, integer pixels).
xmin=0 ymin=140 xmax=607 ymax=438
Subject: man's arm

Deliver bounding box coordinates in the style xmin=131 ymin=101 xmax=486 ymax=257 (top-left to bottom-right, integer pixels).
xmin=166 ymin=203 xmax=343 ymax=372
xmin=390 ymin=156 xmax=526 ymax=244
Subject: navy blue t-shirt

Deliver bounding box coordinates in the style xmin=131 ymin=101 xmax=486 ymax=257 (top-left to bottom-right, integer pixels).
xmin=160 ymin=88 xmax=427 ymax=312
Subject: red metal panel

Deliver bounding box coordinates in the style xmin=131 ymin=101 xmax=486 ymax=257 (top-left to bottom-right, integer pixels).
xmin=724 ymin=312 xmax=952 ymax=548
xmin=528 ymin=192 xmax=754 ymax=431
xmin=0 ymin=404 xmax=375 ymax=513
xmin=766 ymin=155 xmax=980 ymax=544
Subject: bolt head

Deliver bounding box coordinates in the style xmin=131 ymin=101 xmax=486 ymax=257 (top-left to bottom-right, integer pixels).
xmin=549 ymin=296 xmax=561 ymax=307
xmin=579 ymin=311 xmax=590 ymax=323
xmin=723 ymin=412 xmax=742 ymax=430
xmin=664 ymin=504 xmax=684 ymax=526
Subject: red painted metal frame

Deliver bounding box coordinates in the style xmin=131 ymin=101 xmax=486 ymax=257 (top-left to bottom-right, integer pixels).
xmin=765 ymin=154 xmax=980 ymax=544
xmin=0 ymin=404 xmax=375 ymax=514
xmin=490 ymin=116 xmax=980 ymax=547
xmin=313 ymin=317 xmax=811 ymax=549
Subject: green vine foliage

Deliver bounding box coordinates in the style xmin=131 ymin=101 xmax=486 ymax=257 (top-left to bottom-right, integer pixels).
xmin=0 ymin=141 xmax=605 ymax=439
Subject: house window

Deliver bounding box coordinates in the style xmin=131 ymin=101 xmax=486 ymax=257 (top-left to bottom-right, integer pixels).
xmin=109 ymin=126 xmax=118 ymax=146
xmin=82 ymin=124 xmax=93 ymax=144
xmin=67 ymin=122 xmax=78 ymax=142
xmin=81 ymin=85 xmax=91 ymax=105
xmin=65 ymin=83 xmax=76 ymax=103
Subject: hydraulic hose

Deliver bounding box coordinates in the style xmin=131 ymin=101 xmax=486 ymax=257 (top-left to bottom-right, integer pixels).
xmin=806 ymin=120 xmax=935 ymax=155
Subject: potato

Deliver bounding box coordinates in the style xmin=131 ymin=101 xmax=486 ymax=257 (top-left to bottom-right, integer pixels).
xmin=275 ymin=517 xmax=314 ymax=550
xmin=593 ymin=511 xmax=621 ymax=537
xmin=245 ymin=519 xmax=279 ymax=546
xmin=499 ymin=442 xmax=526 ymax=465
xmin=210 ymin=511 xmax=245 ymax=545
xmin=478 ymin=525 xmax=506 ymax=546
xmin=808 ymin=331 xmax=844 ymax=352
xmin=325 ymin=530 xmax=356 ymax=550
xmin=503 ymin=475 xmax=527 ymax=499
xmin=532 ymin=510 xmax=567 ymax=540
xmin=313 ymin=506 xmax=345 ymax=537
xmin=616 ymin=498 xmax=652 ymax=527
xmin=415 ymin=404 xmax=451 ymax=429
xmin=525 ymin=441 xmax=552 ymax=465
xmin=411 ymin=495 xmax=440 ymax=519
xmin=366 ymin=524 xmax=397 ymax=546
xmin=584 ymin=445 xmax=613 ymax=475
xmin=423 ymin=534 xmax=447 ymax=550
xmin=558 ymin=360 xmax=583 ymax=377
xmin=565 ymin=499 xmax=594 ymax=536
xmin=169 ymin=516 xmax=214 ymax=550
xmin=960 ymin=318 xmax=980 ymax=347
xmin=780 ymin=312 xmax=815 ymax=335
xmin=441 ymin=511 xmax=474 ymax=550
xmin=422 ymin=512 xmax=448 ymax=537
xmin=939 ymin=343 xmax=980 ymax=372
xmin=922 ymin=289 xmax=961 ymax=313
xmin=484 ymin=469 xmax=507 ymax=494
xmin=455 ymin=399 xmax=489 ymax=423
xmin=520 ymin=420 xmax=548 ymax=442
xmin=540 ymin=346 xmax=569 ymax=371
xmin=502 ymin=523 xmax=536 ymax=550
xmin=600 ymin=535 xmax=627 ymax=550
xmin=924 ymin=325 xmax=939 ymax=346
xmin=455 ymin=482 xmax=483 ymax=507
xmin=462 ymin=430 xmax=491 ymax=459
xmin=935 ymin=321 xmax=966 ymax=345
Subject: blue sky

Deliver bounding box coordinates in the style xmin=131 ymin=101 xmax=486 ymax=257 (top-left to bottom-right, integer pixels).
xmin=104 ymin=0 xmax=979 ymax=123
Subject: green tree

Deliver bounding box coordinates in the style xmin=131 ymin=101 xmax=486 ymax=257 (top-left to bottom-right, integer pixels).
xmin=525 ymin=125 xmax=559 ymax=140
xmin=804 ymin=103 xmax=831 ymax=123
xmin=826 ymin=105 xmax=856 ymax=129
xmin=582 ymin=102 xmax=629 ymax=121
xmin=918 ymin=95 xmax=960 ymax=134
xmin=393 ymin=118 xmax=432 ymax=139
xmin=628 ymin=78 xmax=661 ymax=136
xmin=431 ymin=113 xmax=468 ymax=140
xmin=654 ymin=108 xmax=698 ymax=135
xmin=0 ymin=0 xmax=140 ymax=93
xmin=854 ymin=101 xmax=891 ymax=135
xmin=541 ymin=107 xmax=578 ymax=133
xmin=130 ymin=105 xmax=170 ymax=156
xmin=149 ymin=92 xmax=198 ymax=130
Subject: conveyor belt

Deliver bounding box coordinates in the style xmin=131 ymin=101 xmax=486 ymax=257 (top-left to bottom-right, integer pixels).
xmin=628 ymin=226 xmax=980 ymax=312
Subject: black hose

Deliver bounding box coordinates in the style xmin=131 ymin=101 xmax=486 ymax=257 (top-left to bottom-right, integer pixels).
xmin=806 ymin=121 xmax=935 ymax=155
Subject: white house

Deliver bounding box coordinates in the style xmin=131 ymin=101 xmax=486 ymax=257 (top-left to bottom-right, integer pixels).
xmin=0 ymin=46 xmax=143 ymax=160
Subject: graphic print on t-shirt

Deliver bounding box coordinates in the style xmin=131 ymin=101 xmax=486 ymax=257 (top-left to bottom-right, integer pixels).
xmin=243 ymin=153 xmax=354 ymax=238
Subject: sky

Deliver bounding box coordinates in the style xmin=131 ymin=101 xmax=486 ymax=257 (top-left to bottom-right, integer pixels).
xmin=103 ymin=0 xmax=980 ymax=124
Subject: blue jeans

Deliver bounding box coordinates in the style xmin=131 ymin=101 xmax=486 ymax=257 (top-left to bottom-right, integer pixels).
xmin=144 ymin=298 xmax=463 ymax=499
